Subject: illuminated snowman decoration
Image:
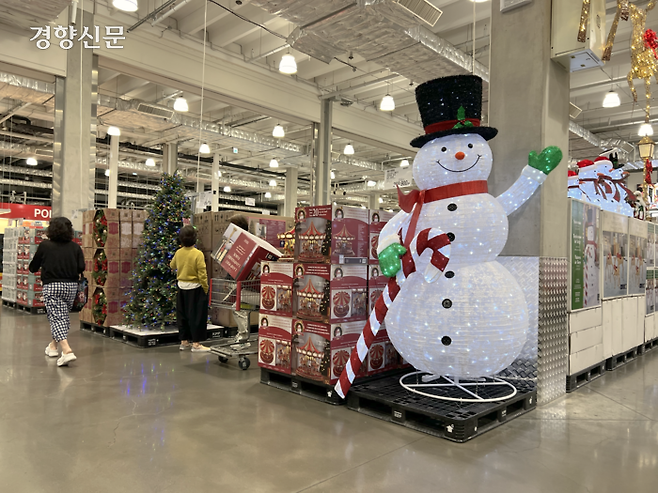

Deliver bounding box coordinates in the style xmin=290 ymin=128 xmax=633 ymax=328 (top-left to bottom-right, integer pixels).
xmin=377 ymin=75 xmax=562 ymax=379
xmin=567 ymin=169 xmax=581 ymax=199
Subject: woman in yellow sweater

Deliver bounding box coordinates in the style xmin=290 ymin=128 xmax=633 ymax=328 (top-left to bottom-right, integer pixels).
xmin=170 ymin=225 xmax=210 ymax=352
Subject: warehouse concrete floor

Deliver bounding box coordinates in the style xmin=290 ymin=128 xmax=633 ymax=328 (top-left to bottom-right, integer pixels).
xmin=1 ymin=307 xmax=657 ymax=492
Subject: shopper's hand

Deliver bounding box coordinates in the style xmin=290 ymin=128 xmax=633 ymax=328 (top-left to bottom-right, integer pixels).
xmin=378 ymin=243 xmax=407 ymax=277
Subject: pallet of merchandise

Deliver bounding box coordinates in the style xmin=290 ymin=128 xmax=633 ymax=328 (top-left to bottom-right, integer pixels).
xmin=346 ymin=373 xmax=537 ymax=443
xmin=566 ymin=361 xmax=606 ymax=392
xmin=79 ymin=320 xmax=112 ymax=337
xmin=15 ymin=303 xmax=46 ymax=315
xmin=102 ymin=324 xmax=224 ymax=349
xmin=2 ymin=299 xmax=16 ymax=308
xmin=606 ymin=346 xmax=640 ymax=371
xmin=639 ymin=337 xmax=658 ymax=354
xmin=259 ymin=368 xmax=345 ymax=405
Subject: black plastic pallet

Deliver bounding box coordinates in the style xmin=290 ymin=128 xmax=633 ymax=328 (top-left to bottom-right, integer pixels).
xmin=2 ymin=300 xmax=16 ymax=308
xmin=108 ymin=326 xmax=180 ymax=348
xmin=346 ymin=374 xmax=536 ymax=442
xmin=260 ymin=368 xmax=344 ymax=405
xmin=15 ymin=303 xmax=46 ymax=315
xmin=643 ymin=338 xmax=658 ymax=353
xmin=566 ymin=361 xmax=606 ymax=392
xmin=79 ymin=321 xmax=111 ymax=337
xmin=606 ymin=347 xmax=639 ymax=371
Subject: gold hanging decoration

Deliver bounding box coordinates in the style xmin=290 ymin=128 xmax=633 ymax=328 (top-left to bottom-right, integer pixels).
xmin=577 ymin=0 xmax=591 ymax=43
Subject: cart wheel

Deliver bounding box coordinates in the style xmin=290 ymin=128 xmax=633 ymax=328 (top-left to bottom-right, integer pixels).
xmin=239 ymin=357 xmax=250 ymax=370
xmin=218 ymin=356 xmax=229 ymax=364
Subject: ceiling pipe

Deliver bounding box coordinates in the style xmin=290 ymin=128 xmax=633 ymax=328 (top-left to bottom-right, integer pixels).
xmin=152 ymin=0 xmax=194 ymax=26
xmin=127 ymin=0 xmax=179 ymax=32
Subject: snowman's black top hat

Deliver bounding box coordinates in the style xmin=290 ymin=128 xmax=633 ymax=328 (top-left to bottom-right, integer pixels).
xmin=411 ymin=75 xmax=498 ymax=148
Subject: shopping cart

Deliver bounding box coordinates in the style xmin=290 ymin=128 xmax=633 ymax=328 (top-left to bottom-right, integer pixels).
xmin=209 ymin=278 xmax=260 ymax=370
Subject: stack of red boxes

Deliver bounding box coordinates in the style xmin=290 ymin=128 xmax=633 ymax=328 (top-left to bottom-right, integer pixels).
xmin=16 ymin=225 xmax=48 ymax=311
xmin=80 ymin=209 xmax=145 ymax=327
xmin=289 ymin=205 xmax=370 ymax=386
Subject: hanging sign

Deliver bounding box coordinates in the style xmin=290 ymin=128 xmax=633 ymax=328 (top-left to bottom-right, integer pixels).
xmin=245 ymin=198 xmax=256 ymax=206
xmin=0 ymin=203 xmax=51 ymax=220
xmin=383 ymin=167 xmax=414 ymax=190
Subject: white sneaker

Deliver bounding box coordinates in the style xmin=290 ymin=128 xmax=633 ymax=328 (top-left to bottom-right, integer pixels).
xmin=45 ymin=345 xmax=58 ymax=358
xmin=179 ymin=343 xmax=191 ymax=351
xmin=191 ymin=345 xmax=211 ymax=353
xmin=57 ymin=352 xmax=77 ymax=367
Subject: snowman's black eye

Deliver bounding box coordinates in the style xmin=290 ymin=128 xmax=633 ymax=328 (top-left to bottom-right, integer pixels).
xmin=441 ymin=147 xmax=447 ymax=152
xmin=468 ymin=143 xmax=473 ymax=149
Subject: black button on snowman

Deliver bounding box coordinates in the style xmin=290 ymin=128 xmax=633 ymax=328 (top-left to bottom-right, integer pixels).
xmin=375 ymin=75 xmax=562 ymax=379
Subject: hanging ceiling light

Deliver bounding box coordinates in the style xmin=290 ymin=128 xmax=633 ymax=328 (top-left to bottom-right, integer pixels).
xmin=279 ymin=54 xmax=297 ymax=75
xmin=173 ymin=96 xmax=189 ymax=112
xmin=145 ymin=158 xmax=156 ymax=167
xmin=331 ymin=170 xmax=336 ymax=180
xmin=269 ymin=158 xmax=279 ymax=168
xmin=217 ymin=170 xmax=222 ymax=177
xmin=639 ymin=123 xmax=654 ymax=137
xmin=105 ymin=169 xmax=111 ymax=177
xmin=602 ymin=90 xmax=621 ymax=108
xmin=343 ymin=143 xmax=355 ymax=155
xmin=379 ymin=197 xmax=384 ymax=203
xmin=367 ymin=180 xmax=377 ymax=187
xmin=223 ymin=186 xmax=231 ymax=192
xmin=112 ymin=0 xmax=138 ymax=12
xmin=265 ymin=191 xmax=272 ymax=199
xmin=380 ymin=94 xmax=395 ymax=111
xmin=199 ymin=143 xmax=211 ymax=154
xmin=272 ymin=124 xmax=285 ymax=138
xmin=400 ymin=159 xmax=410 ymax=168
xmin=107 ymin=126 xmax=121 ymax=136
xmin=26 ymin=157 xmax=38 ymax=166
xmin=269 ymin=179 xmax=277 ymax=187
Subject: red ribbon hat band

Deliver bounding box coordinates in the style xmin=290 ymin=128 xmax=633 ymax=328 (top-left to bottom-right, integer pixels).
xmin=424 ymin=118 xmax=481 ymax=135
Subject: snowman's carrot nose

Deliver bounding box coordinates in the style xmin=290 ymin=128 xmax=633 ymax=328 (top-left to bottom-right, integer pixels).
xmin=455 ymin=151 xmax=465 ymax=160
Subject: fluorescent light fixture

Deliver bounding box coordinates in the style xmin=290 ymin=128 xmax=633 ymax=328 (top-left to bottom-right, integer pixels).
xmin=173 ymin=96 xmax=189 ymax=112
xmin=380 ymin=94 xmax=395 ymax=111
xmin=361 ymin=205 xmax=366 ymax=209
xmin=388 ymin=209 xmax=394 ymax=212
xmin=269 ymin=158 xmax=279 ymax=168
xmin=132 ymin=172 xmax=137 ymax=176
xmin=272 ymin=124 xmax=285 ymax=138
xmin=331 ymin=170 xmax=336 ymax=179
xmin=107 ymin=126 xmax=121 ymax=136
xmin=343 ymin=143 xmax=355 ymax=155
xmin=113 ymin=0 xmax=138 ymax=12
xmin=265 ymin=192 xmax=272 ymax=198
xmin=602 ymin=91 xmax=620 ymax=108
xmin=400 ymin=159 xmax=410 ymax=168
xmin=223 ymin=186 xmax=231 ymax=192
xmin=199 ymin=143 xmax=211 ymax=154
xmin=269 ymin=179 xmax=277 ymax=187
xmin=379 ymin=197 xmax=384 ymax=203
xmin=26 ymin=157 xmax=38 ymax=166
xmin=105 ymin=169 xmax=111 ymax=177
xmin=145 ymin=158 xmax=156 ymax=167
xmin=367 ymin=180 xmax=377 ymax=187
xmin=279 ymin=54 xmax=297 ymax=74
xmin=639 ymin=123 xmax=654 ymax=137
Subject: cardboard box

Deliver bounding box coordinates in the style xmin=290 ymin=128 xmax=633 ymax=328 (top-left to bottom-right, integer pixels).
xmin=293 ymin=263 xmax=368 ymax=323
xmin=210 ymin=210 xmax=294 ymax=250
xmin=132 ymin=222 xmax=144 ymax=249
xmin=209 ymin=305 xmax=259 ymax=328
xmin=90 ymin=286 xmax=123 ymax=327
xmin=92 ymin=250 xmax=121 ymax=289
xmin=368 ymin=264 xmax=387 ymax=314
xmin=17 ymin=227 xmax=47 ymax=245
xmin=291 ymin=319 xmax=367 ymax=385
xmin=120 ymin=221 xmax=132 ymax=249
xmin=367 ymin=327 xmax=402 ymax=377
xmin=257 ymin=314 xmax=292 ymax=374
xmin=295 ymin=205 xmax=369 ymax=264
xmin=132 ymin=210 xmax=148 ymax=222
xmin=259 ymin=261 xmax=293 ymax=317
xmin=83 ymin=210 xmax=96 ymax=225
xmin=569 ymin=306 xmax=603 ymax=334
xmin=119 ymin=210 xmax=133 ymax=222
xmin=570 ymin=325 xmax=604 ymax=354
xmin=569 ymin=343 xmax=605 ymax=375
xmin=215 ymin=223 xmax=281 ymax=281
xmin=119 ymin=260 xmax=133 ymax=289
xmin=120 ymin=248 xmax=137 ymax=260
xmin=368 ymin=209 xmax=397 ymax=264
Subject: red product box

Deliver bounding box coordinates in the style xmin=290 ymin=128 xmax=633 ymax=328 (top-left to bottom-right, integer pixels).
xmin=291 ymin=319 xmax=367 ymax=385
xmin=368 ymin=264 xmax=387 ymax=314
xmin=215 ymin=223 xmax=281 ymax=281
xmin=368 ymin=209 xmax=397 ymax=264
xmin=17 ymin=259 xmax=30 ymax=274
xmin=294 ymin=205 xmax=369 ymax=264
xmin=367 ymin=327 xmax=402 ymax=376
xmin=259 ymin=261 xmax=293 ymax=317
xmin=293 ymin=263 xmax=368 ymax=324
xmin=257 ymin=314 xmax=292 ymax=374
xmin=18 ymin=227 xmax=47 ymax=245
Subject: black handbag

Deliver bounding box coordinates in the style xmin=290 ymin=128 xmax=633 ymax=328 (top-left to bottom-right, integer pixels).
xmin=71 ymin=276 xmax=88 ymax=312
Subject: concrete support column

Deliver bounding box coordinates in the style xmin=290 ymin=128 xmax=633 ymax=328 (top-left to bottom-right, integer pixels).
xmin=284 ymin=166 xmax=298 ymax=217
xmin=314 ymin=99 xmax=333 ymax=206
xmin=368 ymin=193 xmax=380 ymax=210
xmin=163 ymin=143 xmax=178 ymax=175
xmin=212 ymin=153 xmax=220 ymax=212
xmin=51 ymin=10 xmax=96 ymax=230
xmin=489 ymin=0 xmax=570 ymax=404
xmin=108 ymin=134 xmax=119 ymax=208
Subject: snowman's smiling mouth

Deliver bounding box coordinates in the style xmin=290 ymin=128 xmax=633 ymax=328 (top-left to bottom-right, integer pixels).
xmin=437 ymin=155 xmax=482 ymax=173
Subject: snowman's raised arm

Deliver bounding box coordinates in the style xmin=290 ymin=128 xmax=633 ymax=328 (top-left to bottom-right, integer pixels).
xmin=376 ymin=210 xmax=410 ymax=253
xmin=496 ymin=146 xmax=563 ymax=216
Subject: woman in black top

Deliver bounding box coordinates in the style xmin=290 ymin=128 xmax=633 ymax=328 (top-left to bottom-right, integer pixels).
xmin=29 ymin=217 xmax=85 ymax=367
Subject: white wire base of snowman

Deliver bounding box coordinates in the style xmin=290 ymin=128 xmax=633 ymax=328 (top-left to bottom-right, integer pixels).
xmin=399 ymin=372 xmax=518 ymax=403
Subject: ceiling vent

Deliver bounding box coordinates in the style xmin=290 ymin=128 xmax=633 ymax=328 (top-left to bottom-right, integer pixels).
xmin=136 ymin=103 xmax=174 ymax=119
xmin=393 ymin=0 xmax=442 ymax=27
xmin=569 ymin=102 xmax=582 ymax=119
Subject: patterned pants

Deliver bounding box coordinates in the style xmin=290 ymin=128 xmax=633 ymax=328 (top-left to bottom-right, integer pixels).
xmin=43 ymin=282 xmax=78 ymax=342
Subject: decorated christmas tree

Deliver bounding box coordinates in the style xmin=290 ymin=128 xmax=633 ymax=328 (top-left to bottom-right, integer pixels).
xmin=123 ymin=173 xmax=191 ymax=329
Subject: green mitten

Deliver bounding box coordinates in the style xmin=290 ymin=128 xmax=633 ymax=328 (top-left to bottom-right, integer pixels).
xmin=528 ymin=146 xmax=563 ymax=175
xmin=378 ymin=243 xmax=408 ymax=278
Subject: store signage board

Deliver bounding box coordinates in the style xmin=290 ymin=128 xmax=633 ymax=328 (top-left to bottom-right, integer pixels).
xmin=383 ymin=167 xmax=414 ymax=190
xmin=0 ymin=203 xmax=51 ymax=220
xmin=600 ymin=211 xmax=629 ymax=299
xmin=568 ymin=199 xmax=600 ymax=311
xmin=245 ymin=197 xmax=256 ymax=206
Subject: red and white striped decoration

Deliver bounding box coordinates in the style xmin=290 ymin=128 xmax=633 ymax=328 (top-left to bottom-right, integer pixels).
xmin=334 ymin=228 xmax=451 ymax=398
